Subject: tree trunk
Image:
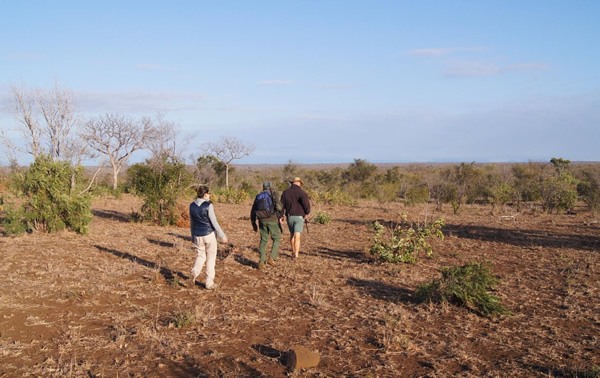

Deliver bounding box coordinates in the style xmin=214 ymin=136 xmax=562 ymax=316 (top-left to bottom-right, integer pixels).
xmin=225 ymin=164 xmax=230 ymax=189
xmin=112 ymin=166 xmax=120 ymax=190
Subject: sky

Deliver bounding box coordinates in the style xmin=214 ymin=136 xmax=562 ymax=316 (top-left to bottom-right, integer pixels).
xmin=1 ymin=1 xmax=599 ymax=165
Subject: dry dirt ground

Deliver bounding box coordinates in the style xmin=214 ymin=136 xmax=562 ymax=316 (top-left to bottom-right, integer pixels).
xmin=1 ymin=194 xmax=599 ymax=377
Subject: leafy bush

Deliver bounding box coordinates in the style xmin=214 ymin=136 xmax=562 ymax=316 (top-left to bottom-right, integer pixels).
xmin=2 ymin=155 xmax=92 ymax=235
xmin=577 ymin=171 xmax=600 ymax=213
xmin=211 ymin=187 xmax=249 ymax=204
xmin=416 ymin=262 xmax=508 ymax=317
xmin=540 ymin=176 xmax=578 ymax=214
xmin=312 ymin=211 xmax=331 ymax=225
xmin=370 ymin=215 xmax=445 ymax=263
xmin=307 ymin=188 xmax=355 ymax=206
xmin=375 ymin=182 xmax=401 ymax=203
xmin=488 ymin=182 xmax=517 ymax=211
xmin=127 ymin=157 xmax=193 ymax=226
xmin=404 ymin=184 xmax=430 ymax=206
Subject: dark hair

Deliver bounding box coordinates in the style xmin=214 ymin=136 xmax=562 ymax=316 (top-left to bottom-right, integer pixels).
xmin=196 ymin=185 xmax=210 ymax=198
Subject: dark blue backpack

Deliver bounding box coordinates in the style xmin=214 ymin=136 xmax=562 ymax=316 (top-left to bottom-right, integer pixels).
xmin=255 ymin=191 xmax=275 ymax=219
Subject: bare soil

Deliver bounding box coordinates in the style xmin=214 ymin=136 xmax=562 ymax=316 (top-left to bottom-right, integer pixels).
xmin=1 ymin=194 xmax=599 ymax=377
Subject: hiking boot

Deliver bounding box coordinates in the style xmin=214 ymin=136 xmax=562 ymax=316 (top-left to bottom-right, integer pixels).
xmin=205 ymin=283 xmax=218 ymax=290
xmin=267 ymin=258 xmax=277 ymax=266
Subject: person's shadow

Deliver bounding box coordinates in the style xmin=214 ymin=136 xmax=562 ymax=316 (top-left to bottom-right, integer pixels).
xmin=94 ymin=245 xmax=188 ymax=284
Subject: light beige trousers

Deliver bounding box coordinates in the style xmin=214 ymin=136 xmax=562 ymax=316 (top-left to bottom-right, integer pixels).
xmin=191 ymin=232 xmax=217 ymax=287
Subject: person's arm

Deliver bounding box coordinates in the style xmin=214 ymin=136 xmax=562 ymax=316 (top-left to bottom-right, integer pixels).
xmin=208 ymin=204 xmax=227 ymax=241
xmin=280 ymin=191 xmax=287 ymax=217
xmin=273 ymin=190 xmax=284 ymax=217
xmin=189 ymin=203 xmax=195 ymax=240
xmin=250 ymin=199 xmax=258 ymax=232
xmin=301 ymin=191 xmax=311 ymax=216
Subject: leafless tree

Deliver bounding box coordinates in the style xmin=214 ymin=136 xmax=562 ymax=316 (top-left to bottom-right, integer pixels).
xmin=144 ymin=113 xmax=178 ymax=160
xmin=202 ymin=136 xmax=255 ymax=188
xmin=80 ymin=113 xmax=153 ymax=189
xmin=1 ymin=83 xmax=83 ymax=164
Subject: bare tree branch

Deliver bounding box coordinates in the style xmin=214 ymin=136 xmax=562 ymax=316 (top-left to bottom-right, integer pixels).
xmin=80 ymin=113 xmax=151 ymax=190
xmin=202 ymin=136 xmax=255 ymax=188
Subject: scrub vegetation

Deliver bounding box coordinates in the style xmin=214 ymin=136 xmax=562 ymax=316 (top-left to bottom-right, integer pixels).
xmin=1 ymin=158 xmax=599 ymax=376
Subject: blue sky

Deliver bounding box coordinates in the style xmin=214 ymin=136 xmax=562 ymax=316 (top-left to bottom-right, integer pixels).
xmin=1 ymin=1 xmax=599 ymax=164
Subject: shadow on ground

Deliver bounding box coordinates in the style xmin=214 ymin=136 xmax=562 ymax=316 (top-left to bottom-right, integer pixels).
xmin=444 ymin=223 xmax=600 ymax=251
xmin=95 ymin=245 xmax=188 ymax=283
xmin=347 ymin=277 xmax=419 ymax=304
xmin=251 ymin=344 xmax=288 ymax=367
xmin=92 ymin=209 xmax=131 ymax=223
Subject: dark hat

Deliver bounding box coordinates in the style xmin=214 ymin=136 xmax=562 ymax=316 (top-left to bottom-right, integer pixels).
xmin=262 ymin=182 xmax=271 ymax=190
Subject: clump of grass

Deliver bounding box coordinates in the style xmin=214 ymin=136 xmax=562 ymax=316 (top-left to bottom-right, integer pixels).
xmin=312 ymin=211 xmax=331 ymax=225
xmin=370 ymin=214 xmax=445 ymax=263
xmin=376 ymin=315 xmax=412 ymax=353
xmin=416 ymin=262 xmax=509 ymax=317
xmin=168 ymin=310 xmax=195 ymax=328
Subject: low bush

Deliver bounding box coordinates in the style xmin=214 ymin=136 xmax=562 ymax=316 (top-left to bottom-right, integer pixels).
xmin=2 ymin=155 xmax=92 ymax=235
xmin=404 ymin=184 xmax=430 ymax=206
xmin=308 ymin=188 xmax=355 ymax=206
xmin=369 ymin=215 xmax=444 ymax=263
xmin=211 ymin=187 xmax=249 ymax=204
xmin=312 ymin=211 xmax=331 ymax=225
xmin=416 ymin=262 xmax=508 ymax=317
xmin=127 ymin=158 xmax=193 ymax=226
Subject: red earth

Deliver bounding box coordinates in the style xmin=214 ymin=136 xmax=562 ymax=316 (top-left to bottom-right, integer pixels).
xmin=1 ymin=194 xmax=599 ymax=377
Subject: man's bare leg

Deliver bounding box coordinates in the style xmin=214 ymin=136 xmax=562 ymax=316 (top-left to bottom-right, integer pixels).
xmin=290 ymin=232 xmax=301 ymax=258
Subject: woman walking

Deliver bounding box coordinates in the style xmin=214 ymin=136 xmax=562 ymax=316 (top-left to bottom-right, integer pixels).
xmin=189 ymin=185 xmax=228 ymax=290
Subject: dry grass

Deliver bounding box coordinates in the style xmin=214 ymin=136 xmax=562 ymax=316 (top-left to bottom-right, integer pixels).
xmin=0 ymin=194 xmax=599 ymax=376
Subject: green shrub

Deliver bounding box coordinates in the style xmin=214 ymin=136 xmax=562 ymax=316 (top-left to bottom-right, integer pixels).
xmin=2 ymin=205 xmax=28 ymax=235
xmin=168 ymin=310 xmax=195 ymax=328
xmin=370 ymin=215 xmax=444 ymax=263
xmin=312 ymin=211 xmax=331 ymax=225
xmin=577 ymin=172 xmax=600 ymax=213
xmin=404 ymin=184 xmax=430 ymax=206
xmin=2 ymin=155 xmax=92 ymax=235
xmin=540 ymin=176 xmax=578 ymax=214
xmin=308 ymin=188 xmax=355 ymax=206
xmin=127 ymin=158 xmax=193 ymax=226
xmin=212 ymin=187 xmax=249 ymax=204
xmin=416 ymin=262 xmax=508 ymax=317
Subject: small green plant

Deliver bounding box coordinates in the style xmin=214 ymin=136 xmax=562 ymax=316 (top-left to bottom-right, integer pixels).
xmin=416 ymin=262 xmax=508 ymax=317
xmin=168 ymin=309 xmax=195 ymax=328
xmin=312 ymin=211 xmax=331 ymax=225
xmin=211 ymin=187 xmax=249 ymax=204
xmin=370 ymin=214 xmax=444 ymax=263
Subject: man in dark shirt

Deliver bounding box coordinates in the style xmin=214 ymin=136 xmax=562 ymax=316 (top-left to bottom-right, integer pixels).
xmin=280 ymin=177 xmax=310 ymax=259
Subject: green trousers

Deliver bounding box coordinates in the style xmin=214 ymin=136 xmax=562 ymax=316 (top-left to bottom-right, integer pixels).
xmin=258 ymin=220 xmax=282 ymax=263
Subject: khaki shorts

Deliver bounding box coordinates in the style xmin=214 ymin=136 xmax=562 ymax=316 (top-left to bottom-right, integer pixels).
xmin=286 ymin=216 xmax=305 ymax=233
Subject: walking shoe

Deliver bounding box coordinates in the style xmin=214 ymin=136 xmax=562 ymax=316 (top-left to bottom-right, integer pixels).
xmin=205 ymin=283 xmax=218 ymax=290
xmin=188 ymin=275 xmax=197 ymax=288
xmin=258 ymin=262 xmax=266 ymax=270
xmin=267 ymin=258 xmax=277 ymax=266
